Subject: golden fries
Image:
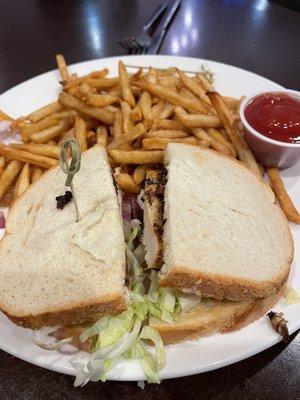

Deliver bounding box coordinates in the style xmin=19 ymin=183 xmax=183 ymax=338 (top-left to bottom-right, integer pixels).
xmin=177 ymin=69 xmax=211 ymax=107
xmin=115 ymin=173 xmax=140 ymax=194
xmin=87 ymin=93 xmax=119 ymax=107
xmin=0 ymin=160 xmax=22 ymax=200
xmin=108 ymin=123 xmax=145 ymax=150
xmin=31 ymin=167 xmax=43 ymax=182
xmin=0 ymin=58 xmax=295 ymax=213
xmin=0 ymin=157 xmax=6 ymax=176
xmin=15 ymin=163 xmax=30 ymax=198
xmin=0 ymin=145 xmax=57 ymax=169
xmin=74 ymin=116 xmax=87 ymax=152
xmin=175 ymin=106 xmax=221 ymax=128
xmin=142 ymin=137 xmax=198 ymax=150
xmin=30 ymin=118 xmax=73 ymax=143
xmin=135 ymin=81 xmax=209 ymax=114
xmin=207 ymin=91 xmax=261 ymax=176
xmin=119 ymin=61 xmax=135 ymax=107
xmin=144 ymin=130 xmax=188 ymax=139
xmin=27 ymin=102 xmax=63 ymax=123
xmin=139 ymin=91 xmax=153 ymax=121
xmin=113 ymin=112 xmax=123 ymax=139
xmin=96 ymin=126 xmax=108 ymax=146
xmin=0 ymin=110 xmax=13 ymax=121
xmin=109 ymin=150 xmax=164 ymax=164
xmin=120 ymin=101 xmax=132 ymax=133
xmin=58 ymin=92 xmax=114 ymax=125
xmin=10 ymin=143 xmax=59 ymax=159
xmin=133 ymin=165 xmax=147 ymax=185
xmin=267 ymin=167 xmax=300 ymax=224
xmin=56 ymin=54 xmax=70 ymax=82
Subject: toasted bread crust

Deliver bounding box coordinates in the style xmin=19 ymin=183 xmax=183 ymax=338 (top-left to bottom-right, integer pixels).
xmin=159 ymin=264 xmax=291 ymax=301
xmin=1 ymin=292 xmax=127 ymax=329
xmin=150 ymin=288 xmax=284 ymax=344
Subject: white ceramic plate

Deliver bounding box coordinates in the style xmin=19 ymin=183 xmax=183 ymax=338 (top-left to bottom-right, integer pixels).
xmin=0 ymin=55 xmax=299 ymax=382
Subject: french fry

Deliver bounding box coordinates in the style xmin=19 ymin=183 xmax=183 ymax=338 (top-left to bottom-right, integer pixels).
xmin=0 ymin=145 xmax=57 ymax=169
xmin=133 ymin=165 xmax=147 ymax=185
xmin=115 ymin=173 xmax=140 ymax=194
xmin=58 ymin=92 xmax=114 ymax=125
xmin=109 ymin=149 xmax=164 ymax=164
xmin=10 ymin=143 xmax=60 ymax=159
xmin=74 ymin=116 xmax=87 ymax=152
xmin=142 ymin=136 xmax=198 ymax=150
xmin=144 ymin=130 xmax=188 ymax=139
xmin=196 ymin=73 xmax=213 ymax=91
xmin=119 ymin=61 xmax=135 ymax=107
xmin=222 ymin=96 xmax=239 ymax=110
xmin=0 ymin=157 xmax=6 ymax=176
xmin=152 ymin=101 xmax=164 ymax=119
xmin=86 ymin=77 xmax=120 ymax=89
xmin=96 ymin=126 xmax=108 ymax=146
xmin=0 ymin=110 xmax=13 ymax=121
xmin=21 ymin=110 xmax=76 ymax=138
xmin=65 ymin=69 xmax=109 ymax=88
xmin=26 ymin=102 xmax=63 ymax=123
xmin=192 ymin=128 xmax=233 ymax=156
xmin=30 ymin=118 xmax=73 ymax=143
xmin=0 ymin=160 xmax=22 ymax=199
xmin=108 ymin=123 xmax=145 ymax=150
xmin=147 ymin=67 xmax=157 ymax=84
xmin=56 ymin=54 xmax=70 ymax=82
xmin=139 ymin=91 xmax=153 ymax=121
xmin=177 ymin=69 xmax=211 ymax=107
xmin=31 ymin=167 xmax=43 ymax=182
xmin=153 ymin=119 xmax=188 ymax=132
xmin=47 ymin=140 xmax=57 ymax=145
xmin=267 ymin=167 xmax=300 ymax=224
xmin=207 ymin=128 xmax=237 ymax=157
xmin=131 ymin=106 xmax=142 ymax=122
xmin=15 ymin=163 xmax=30 ymax=198
xmin=87 ymin=93 xmax=119 ymax=107
xmin=135 ymin=81 xmax=209 ymax=114
xmin=207 ymin=91 xmax=261 ymax=176
xmin=113 ymin=112 xmax=123 ymax=139
xmin=157 ymin=75 xmax=181 ymax=89
xmin=121 ymin=101 xmax=132 ymax=133
xmin=175 ymin=106 xmax=221 ymax=128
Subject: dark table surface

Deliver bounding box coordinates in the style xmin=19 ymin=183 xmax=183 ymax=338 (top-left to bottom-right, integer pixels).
xmin=0 ymin=0 xmax=300 ymax=399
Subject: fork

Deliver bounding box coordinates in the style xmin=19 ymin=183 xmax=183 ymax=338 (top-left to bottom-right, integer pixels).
xmin=118 ymin=4 xmax=167 ymax=55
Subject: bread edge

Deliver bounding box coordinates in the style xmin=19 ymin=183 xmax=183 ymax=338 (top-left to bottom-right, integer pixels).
xmin=150 ymin=288 xmax=284 ymax=344
xmin=159 ymin=262 xmax=291 ymax=301
xmin=1 ymin=292 xmax=127 ymax=329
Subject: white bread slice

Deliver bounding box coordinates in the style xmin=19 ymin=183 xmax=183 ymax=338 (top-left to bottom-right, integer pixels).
xmin=0 ymin=146 xmax=127 ymax=329
xmin=159 ymin=143 xmax=293 ymax=301
xmin=149 ymin=288 xmax=284 ymax=344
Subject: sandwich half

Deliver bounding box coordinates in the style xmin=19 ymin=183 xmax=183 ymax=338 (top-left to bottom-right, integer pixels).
xmin=144 ymin=143 xmax=293 ymax=301
xmin=0 ymin=146 xmax=127 ymax=328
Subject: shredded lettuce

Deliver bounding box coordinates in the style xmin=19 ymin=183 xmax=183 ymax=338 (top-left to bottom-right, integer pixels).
xmin=72 ymin=222 xmax=169 ymax=385
xmin=284 ymin=287 xmax=300 ymax=305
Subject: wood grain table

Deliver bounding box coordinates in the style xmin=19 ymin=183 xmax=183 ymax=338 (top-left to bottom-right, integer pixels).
xmin=0 ymin=1 xmax=300 ymax=399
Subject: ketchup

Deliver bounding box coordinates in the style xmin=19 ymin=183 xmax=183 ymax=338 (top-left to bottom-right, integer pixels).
xmin=244 ymin=93 xmax=300 ymax=143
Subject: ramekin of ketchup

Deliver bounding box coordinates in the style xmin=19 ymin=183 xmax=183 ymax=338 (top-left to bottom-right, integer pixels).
xmin=240 ymin=90 xmax=300 ymax=168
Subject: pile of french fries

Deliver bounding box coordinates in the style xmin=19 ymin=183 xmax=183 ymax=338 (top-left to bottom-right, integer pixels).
xmin=0 ymin=54 xmax=299 ymax=223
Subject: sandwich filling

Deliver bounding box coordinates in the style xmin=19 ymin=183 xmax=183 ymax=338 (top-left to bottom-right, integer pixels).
xmin=143 ymin=168 xmax=167 ymax=269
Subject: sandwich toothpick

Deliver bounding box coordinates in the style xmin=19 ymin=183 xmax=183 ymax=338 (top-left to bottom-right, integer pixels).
xmin=59 ymin=137 xmax=81 ymax=222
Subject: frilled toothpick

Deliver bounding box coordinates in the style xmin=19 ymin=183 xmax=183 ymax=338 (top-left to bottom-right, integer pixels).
xmin=59 ymin=137 xmax=81 ymax=222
